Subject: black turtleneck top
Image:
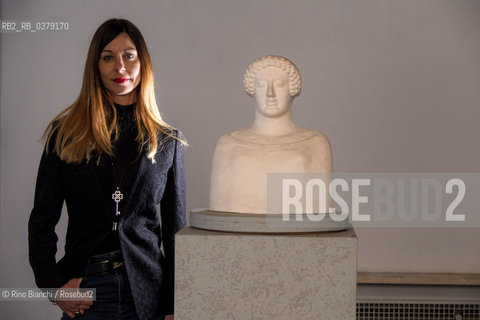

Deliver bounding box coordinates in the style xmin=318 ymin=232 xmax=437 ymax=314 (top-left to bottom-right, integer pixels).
xmin=92 ymin=102 xmax=140 ymax=255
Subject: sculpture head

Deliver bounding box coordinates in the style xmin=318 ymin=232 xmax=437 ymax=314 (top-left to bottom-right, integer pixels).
xmin=243 ymin=55 xmax=302 ymax=118
xmin=243 ymin=55 xmax=302 ymax=97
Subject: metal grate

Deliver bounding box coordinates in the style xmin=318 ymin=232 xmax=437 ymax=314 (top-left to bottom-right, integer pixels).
xmin=356 ymin=302 xmax=480 ymax=320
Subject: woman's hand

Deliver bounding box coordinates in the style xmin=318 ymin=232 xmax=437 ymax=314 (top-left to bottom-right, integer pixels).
xmin=55 ymin=278 xmax=93 ymax=318
xmin=164 ymin=314 xmax=174 ymax=320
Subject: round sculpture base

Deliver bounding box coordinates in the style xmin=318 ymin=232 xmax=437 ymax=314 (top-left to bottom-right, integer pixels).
xmin=190 ymin=209 xmax=350 ymax=233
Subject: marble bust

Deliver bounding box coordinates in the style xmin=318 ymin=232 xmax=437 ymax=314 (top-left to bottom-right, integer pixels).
xmin=209 ymin=55 xmax=332 ymax=214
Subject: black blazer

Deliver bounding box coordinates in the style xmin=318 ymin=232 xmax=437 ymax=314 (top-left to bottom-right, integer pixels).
xmin=28 ymin=131 xmax=186 ymax=319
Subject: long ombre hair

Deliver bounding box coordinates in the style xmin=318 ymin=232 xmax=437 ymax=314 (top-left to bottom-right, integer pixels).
xmin=45 ymin=18 xmax=184 ymax=164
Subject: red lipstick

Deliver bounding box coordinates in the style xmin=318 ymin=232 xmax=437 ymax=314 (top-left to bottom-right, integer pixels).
xmin=113 ymin=78 xmax=129 ymax=84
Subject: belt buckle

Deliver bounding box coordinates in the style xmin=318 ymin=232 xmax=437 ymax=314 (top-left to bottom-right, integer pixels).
xmin=100 ymin=260 xmax=110 ymax=273
xmin=112 ymin=261 xmax=124 ymax=269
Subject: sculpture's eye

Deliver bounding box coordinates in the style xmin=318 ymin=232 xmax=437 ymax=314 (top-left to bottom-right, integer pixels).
xmin=274 ymin=80 xmax=286 ymax=87
xmin=257 ymin=80 xmax=267 ymax=88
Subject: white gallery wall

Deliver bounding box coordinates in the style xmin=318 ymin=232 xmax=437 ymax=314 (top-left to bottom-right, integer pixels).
xmin=1 ymin=0 xmax=479 ymax=317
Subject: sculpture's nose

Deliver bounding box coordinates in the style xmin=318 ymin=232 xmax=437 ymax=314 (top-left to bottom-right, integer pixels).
xmin=267 ymin=81 xmax=275 ymax=97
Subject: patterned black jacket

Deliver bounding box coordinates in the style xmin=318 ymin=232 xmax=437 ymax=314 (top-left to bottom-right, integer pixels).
xmin=28 ymin=130 xmax=186 ymax=319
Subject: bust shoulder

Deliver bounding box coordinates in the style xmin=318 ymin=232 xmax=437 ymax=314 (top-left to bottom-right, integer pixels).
xmin=305 ymin=130 xmax=332 ymax=152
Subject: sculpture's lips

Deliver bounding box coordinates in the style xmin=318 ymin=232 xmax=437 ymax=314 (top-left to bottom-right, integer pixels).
xmin=266 ymin=100 xmax=277 ymax=106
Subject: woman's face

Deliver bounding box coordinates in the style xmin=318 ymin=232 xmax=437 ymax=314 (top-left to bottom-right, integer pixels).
xmin=98 ymin=32 xmax=141 ymax=105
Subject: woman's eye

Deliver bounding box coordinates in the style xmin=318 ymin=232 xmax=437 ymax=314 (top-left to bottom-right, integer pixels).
xmin=102 ymin=55 xmax=112 ymax=62
xmin=126 ymin=53 xmax=136 ymax=60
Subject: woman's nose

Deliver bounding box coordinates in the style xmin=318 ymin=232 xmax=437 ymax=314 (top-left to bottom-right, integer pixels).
xmin=115 ymin=58 xmax=126 ymax=73
xmin=267 ymin=81 xmax=275 ymax=97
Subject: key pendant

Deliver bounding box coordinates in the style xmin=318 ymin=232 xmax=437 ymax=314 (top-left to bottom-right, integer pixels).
xmin=112 ymin=188 xmax=123 ymax=231
xmin=112 ymin=188 xmax=123 ymax=217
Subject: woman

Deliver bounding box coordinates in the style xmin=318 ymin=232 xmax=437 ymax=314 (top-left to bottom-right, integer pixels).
xmin=28 ymin=18 xmax=186 ymax=320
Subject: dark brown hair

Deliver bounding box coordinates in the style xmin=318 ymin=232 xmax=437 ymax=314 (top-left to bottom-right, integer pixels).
xmin=45 ymin=19 xmax=184 ymax=163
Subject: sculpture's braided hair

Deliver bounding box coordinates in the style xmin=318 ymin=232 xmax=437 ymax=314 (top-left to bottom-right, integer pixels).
xmin=243 ymin=55 xmax=302 ymax=97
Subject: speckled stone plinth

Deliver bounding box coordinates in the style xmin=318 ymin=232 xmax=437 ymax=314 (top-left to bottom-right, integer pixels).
xmin=175 ymin=227 xmax=357 ymax=320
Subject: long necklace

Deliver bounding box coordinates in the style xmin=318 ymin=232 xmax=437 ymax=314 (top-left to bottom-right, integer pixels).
xmin=111 ymin=149 xmax=136 ymax=230
xmin=111 ymin=119 xmax=137 ymax=231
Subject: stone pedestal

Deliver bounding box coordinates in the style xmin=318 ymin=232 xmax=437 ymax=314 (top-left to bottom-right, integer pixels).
xmin=175 ymin=227 xmax=357 ymax=320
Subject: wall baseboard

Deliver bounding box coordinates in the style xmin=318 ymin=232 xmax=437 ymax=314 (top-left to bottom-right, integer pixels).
xmin=358 ymin=272 xmax=480 ymax=286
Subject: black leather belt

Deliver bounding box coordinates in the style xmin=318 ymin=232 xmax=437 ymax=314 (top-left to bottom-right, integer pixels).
xmin=84 ymin=254 xmax=125 ymax=276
